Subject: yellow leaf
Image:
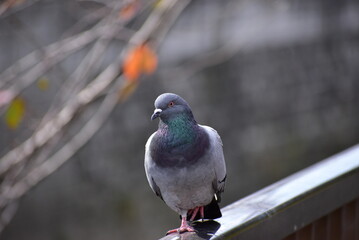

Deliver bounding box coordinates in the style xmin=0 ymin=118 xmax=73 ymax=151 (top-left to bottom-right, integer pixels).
xmin=37 ymin=77 xmax=49 ymax=91
xmin=5 ymin=97 xmax=25 ymax=129
xmin=153 ymin=0 xmax=164 ymax=9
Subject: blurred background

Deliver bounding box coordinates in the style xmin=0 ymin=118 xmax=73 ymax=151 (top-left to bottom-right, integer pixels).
xmin=0 ymin=0 xmax=359 ymax=239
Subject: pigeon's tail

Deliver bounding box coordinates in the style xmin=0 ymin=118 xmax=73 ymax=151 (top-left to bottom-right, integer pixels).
xmin=191 ymin=197 xmax=222 ymax=221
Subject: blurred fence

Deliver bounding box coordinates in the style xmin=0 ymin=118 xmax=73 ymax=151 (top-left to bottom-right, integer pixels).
xmin=162 ymin=144 xmax=359 ymax=240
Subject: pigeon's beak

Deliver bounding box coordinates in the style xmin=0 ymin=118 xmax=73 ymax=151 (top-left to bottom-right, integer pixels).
xmin=151 ymin=108 xmax=162 ymax=120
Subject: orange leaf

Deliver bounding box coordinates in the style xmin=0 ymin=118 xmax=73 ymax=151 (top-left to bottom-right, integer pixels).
xmin=13 ymin=0 xmax=26 ymax=7
xmin=4 ymin=97 xmax=25 ymax=129
xmin=123 ymin=46 xmax=142 ymax=81
xmin=122 ymin=43 xmax=158 ymax=81
xmin=142 ymin=44 xmax=158 ymax=74
xmin=37 ymin=77 xmax=50 ymax=91
xmin=119 ymin=1 xmax=139 ymax=20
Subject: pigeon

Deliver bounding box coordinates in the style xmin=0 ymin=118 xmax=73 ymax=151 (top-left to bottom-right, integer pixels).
xmin=144 ymin=93 xmax=226 ymax=234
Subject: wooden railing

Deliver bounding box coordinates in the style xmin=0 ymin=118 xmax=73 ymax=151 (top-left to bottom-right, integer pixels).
xmin=161 ymin=144 xmax=359 ymax=240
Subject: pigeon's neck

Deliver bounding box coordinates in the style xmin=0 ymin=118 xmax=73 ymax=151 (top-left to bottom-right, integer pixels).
xmin=159 ymin=114 xmax=197 ymax=145
xmin=152 ymin=114 xmax=210 ymax=168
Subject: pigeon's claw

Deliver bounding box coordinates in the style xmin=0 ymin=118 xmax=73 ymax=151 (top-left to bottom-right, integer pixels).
xmin=166 ymin=217 xmax=196 ymax=235
xmin=166 ymin=226 xmax=195 ymax=235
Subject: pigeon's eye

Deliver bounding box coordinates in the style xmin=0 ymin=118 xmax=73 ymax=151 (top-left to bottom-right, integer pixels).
xmin=168 ymin=101 xmax=175 ymax=107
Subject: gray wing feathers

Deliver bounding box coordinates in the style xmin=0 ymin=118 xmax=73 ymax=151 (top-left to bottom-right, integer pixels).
xmin=144 ymin=133 xmax=162 ymax=198
xmin=200 ymin=125 xmax=227 ymax=201
xmin=150 ymin=176 xmax=163 ymax=200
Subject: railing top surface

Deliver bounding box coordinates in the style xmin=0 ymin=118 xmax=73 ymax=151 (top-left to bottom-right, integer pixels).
xmin=160 ymin=144 xmax=359 ymax=240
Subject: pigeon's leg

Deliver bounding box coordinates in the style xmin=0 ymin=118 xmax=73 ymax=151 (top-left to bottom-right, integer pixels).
xmin=189 ymin=207 xmax=199 ymax=221
xmin=189 ymin=206 xmax=205 ymax=221
xmin=200 ymin=206 xmax=204 ymax=220
xmin=166 ymin=216 xmax=195 ymax=235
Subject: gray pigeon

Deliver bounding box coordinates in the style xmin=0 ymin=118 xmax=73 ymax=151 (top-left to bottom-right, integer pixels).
xmin=144 ymin=93 xmax=226 ymax=234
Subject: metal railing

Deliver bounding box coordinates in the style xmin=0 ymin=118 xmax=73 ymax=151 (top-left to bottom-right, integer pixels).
xmin=161 ymin=145 xmax=359 ymax=240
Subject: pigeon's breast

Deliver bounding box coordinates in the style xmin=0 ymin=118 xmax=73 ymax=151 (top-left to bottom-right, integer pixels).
xmin=150 ymin=127 xmax=210 ymax=168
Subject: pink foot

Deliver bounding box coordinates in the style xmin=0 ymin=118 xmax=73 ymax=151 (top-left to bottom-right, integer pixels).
xmin=166 ymin=226 xmax=195 ymax=235
xmin=166 ymin=216 xmax=196 ymax=235
xmin=189 ymin=206 xmax=205 ymax=221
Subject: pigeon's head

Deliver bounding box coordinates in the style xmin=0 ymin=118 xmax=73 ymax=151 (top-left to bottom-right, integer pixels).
xmin=151 ymin=93 xmax=195 ymax=123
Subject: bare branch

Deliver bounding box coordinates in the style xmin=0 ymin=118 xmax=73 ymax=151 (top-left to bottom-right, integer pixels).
xmin=0 ymin=18 xmax=115 ymax=89
xmin=0 ymin=0 xmax=40 ymax=18
xmin=60 ymin=4 xmax=112 ymax=39
xmin=0 ymin=0 xmax=192 ymax=187
xmin=0 ymin=202 xmax=18 ymax=233
xmin=0 ymin=77 xmax=123 ymax=207
xmin=0 ymin=60 xmax=119 ymax=177
xmin=37 ymin=22 xmax=116 ymax=127
xmin=0 ymin=0 xmax=194 ymax=233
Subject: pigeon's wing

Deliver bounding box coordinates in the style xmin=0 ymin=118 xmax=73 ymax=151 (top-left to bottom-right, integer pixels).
xmin=200 ymin=125 xmax=227 ymax=202
xmin=144 ymin=132 xmax=163 ymax=200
